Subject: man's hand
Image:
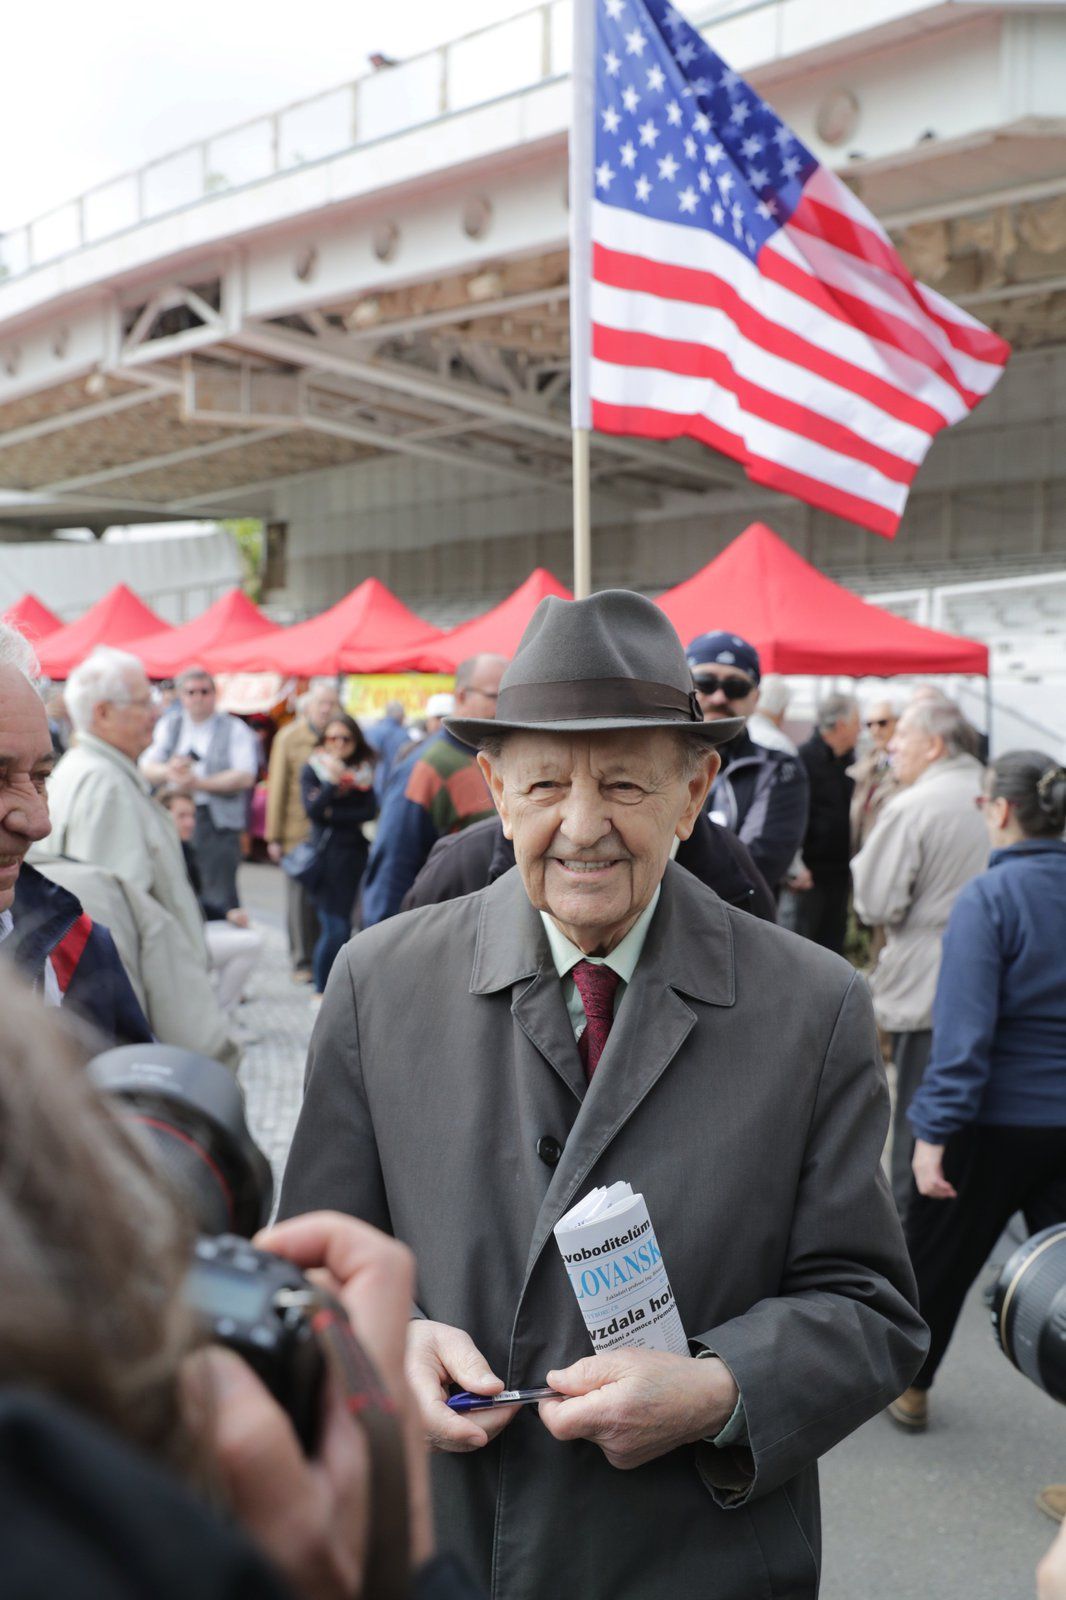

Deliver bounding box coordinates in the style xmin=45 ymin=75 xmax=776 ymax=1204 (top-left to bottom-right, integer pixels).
xmin=165 ymin=755 xmax=194 ymax=788
xmin=267 ymin=841 xmax=284 ymax=864
xmin=912 ymin=1139 xmax=957 ymax=1200
xmin=787 ymin=865 xmax=814 ymax=892
xmin=1038 ymin=1518 xmax=1066 ymax=1600
xmin=227 ymin=908 xmax=251 ymax=928
xmin=538 ymin=1349 xmax=739 ymax=1471
xmin=406 ymin=1319 xmax=519 ymax=1454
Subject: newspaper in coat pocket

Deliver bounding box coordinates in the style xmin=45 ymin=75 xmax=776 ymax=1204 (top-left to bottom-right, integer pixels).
xmin=553 ymin=1181 xmax=688 ymax=1356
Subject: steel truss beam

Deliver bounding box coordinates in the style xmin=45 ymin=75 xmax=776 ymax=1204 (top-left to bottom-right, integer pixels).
xmin=36 ymin=426 xmax=293 ymax=495
xmin=0 ymin=386 xmax=162 ymax=452
xmin=230 ymin=323 xmax=745 ymax=489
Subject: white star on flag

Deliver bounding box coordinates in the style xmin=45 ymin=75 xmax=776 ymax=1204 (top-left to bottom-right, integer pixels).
xmin=741 ymin=135 xmax=763 ymax=159
xmin=646 ymin=64 xmax=665 ymax=91
xmin=621 ymin=84 xmax=641 ymax=112
xmin=665 ymin=100 xmax=682 ymax=125
xmin=619 ymin=139 xmax=637 ymax=168
xmin=624 ymin=27 xmax=646 ymax=54
xmin=602 ymin=106 xmax=622 ymax=133
xmin=603 ymin=50 xmax=621 ymax=76
xmin=692 ymin=111 xmax=710 ymax=134
xmin=657 ymin=152 xmax=679 ymax=181
xmin=678 ymin=186 xmax=698 ymax=213
xmin=604 ymin=0 xmax=625 ymax=17
xmin=595 ymin=161 xmax=615 ymax=190
xmin=637 ymin=118 xmax=660 ymax=147
xmin=704 ymin=142 xmax=723 ymax=165
xmin=634 ymin=174 xmax=651 ymax=201
xmin=730 ymin=99 xmax=751 ymax=125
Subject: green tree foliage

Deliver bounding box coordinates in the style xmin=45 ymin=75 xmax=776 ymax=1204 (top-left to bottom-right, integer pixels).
xmin=222 ymin=518 xmax=264 ymax=601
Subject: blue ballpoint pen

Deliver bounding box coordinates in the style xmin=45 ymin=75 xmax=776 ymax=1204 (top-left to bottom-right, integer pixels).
xmin=447 ymin=1385 xmax=560 ymax=1412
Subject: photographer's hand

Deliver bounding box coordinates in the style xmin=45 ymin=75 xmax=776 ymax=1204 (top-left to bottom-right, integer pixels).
xmin=407 ymin=1320 xmax=520 ymax=1453
xmin=259 ymin=1212 xmax=435 ymax=1574
xmin=1038 ymin=1518 xmax=1066 ymax=1600
xmin=186 ymin=1212 xmax=431 ymax=1599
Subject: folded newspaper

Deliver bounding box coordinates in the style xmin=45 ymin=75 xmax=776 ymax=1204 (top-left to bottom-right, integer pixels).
xmin=553 ymin=1182 xmax=688 ymax=1356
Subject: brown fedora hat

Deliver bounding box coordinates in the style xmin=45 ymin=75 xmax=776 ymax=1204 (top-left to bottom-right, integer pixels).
xmin=446 ymin=589 xmax=744 ymax=748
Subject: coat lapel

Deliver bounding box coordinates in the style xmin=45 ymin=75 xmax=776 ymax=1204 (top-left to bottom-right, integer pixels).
xmin=470 ymin=870 xmax=586 ymax=1103
xmin=519 ymin=863 xmax=737 ymax=1284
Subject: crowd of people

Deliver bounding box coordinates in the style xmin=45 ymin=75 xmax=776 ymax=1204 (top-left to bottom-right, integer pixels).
xmin=1 ymin=587 xmax=1065 ymax=1598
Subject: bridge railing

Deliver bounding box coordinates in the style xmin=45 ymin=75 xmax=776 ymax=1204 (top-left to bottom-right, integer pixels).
xmin=0 ymin=0 xmax=573 ymax=283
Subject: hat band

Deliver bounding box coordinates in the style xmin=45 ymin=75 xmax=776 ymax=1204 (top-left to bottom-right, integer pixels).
xmin=496 ymin=677 xmax=702 ymax=725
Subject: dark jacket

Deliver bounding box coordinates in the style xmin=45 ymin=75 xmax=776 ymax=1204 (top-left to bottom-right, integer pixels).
xmin=0 ymin=1389 xmax=481 ymax=1600
xmin=706 ymin=729 xmax=809 ymax=890
xmin=908 ymin=838 xmax=1066 ymax=1143
xmin=402 ymin=811 xmax=778 ymax=922
xmin=797 ymin=732 xmax=855 ymax=880
xmin=300 ymin=763 xmax=377 ymax=921
xmin=9 ymin=864 xmax=152 ymax=1048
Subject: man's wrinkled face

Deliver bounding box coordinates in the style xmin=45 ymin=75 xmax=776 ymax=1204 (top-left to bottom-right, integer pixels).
xmin=888 ymin=709 xmax=941 ymax=788
xmin=95 ymin=668 xmax=157 ymax=761
xmin=179 ymin=675 xmax=217 ymax=723
xmin=479 ymin=728 xmax=717 ymax=956
xmin=0 ymin=665 xmax=55 ymax=912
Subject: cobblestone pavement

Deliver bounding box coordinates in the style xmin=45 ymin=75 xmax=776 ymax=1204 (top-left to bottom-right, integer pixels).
xmin=235 ymin=861 xmax=1063 ymax=1598
xmin=235 ymin=862 xmax=312 ymax=1196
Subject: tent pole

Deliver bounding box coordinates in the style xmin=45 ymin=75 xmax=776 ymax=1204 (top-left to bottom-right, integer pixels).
xmin=985 ymin=669 xmax=993 ymax=760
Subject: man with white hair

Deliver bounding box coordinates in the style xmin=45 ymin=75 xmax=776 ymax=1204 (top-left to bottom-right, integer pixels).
xmin=852 ymin=696 xmax=988 ymax=1216
xmin=45 ymin=647 xmax=207 ymax=961
xmin=265 ymin=678 xmax=340 ymax=981
xmin=0 ymin=623 xmax=152 ymax=1046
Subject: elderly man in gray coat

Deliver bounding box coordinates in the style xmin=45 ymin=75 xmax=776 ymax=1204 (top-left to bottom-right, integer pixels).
xmin=279 ymin=591 xmax=926 ymax=1600
xmin=852 ymin=695 xmax=988 ymax=1221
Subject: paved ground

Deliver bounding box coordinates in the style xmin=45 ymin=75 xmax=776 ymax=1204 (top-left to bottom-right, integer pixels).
xmin=236 ymin=860 xmax=1063 ymax=1599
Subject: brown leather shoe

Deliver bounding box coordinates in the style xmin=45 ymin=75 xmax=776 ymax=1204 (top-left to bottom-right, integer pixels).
xmin=887 ymin=1388 xmax=928 ymax=1430
xmin=1037 ymin=1486 xmax=1066 ymax=1524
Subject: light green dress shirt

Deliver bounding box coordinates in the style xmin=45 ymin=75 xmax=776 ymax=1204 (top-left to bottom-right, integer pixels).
xmin=539 ymin=882 xmax=747 ymax=1451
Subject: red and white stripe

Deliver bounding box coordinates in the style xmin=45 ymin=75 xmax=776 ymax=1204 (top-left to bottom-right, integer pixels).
xmin=588 ymin=166 xmax=1010 ymax=538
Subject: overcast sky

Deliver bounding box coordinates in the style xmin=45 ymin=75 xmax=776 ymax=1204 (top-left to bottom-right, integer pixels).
xmin=1 ymin=0 xmax=537 ymax=230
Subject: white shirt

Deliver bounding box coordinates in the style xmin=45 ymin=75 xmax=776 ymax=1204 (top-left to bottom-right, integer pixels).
xmin=540 ymin=886 xmax=661 ymax=1041
xmin=144 ymin=710 xmax=259 ymax=791
xmin=0 ymin=905 xmax=62 ymax=1006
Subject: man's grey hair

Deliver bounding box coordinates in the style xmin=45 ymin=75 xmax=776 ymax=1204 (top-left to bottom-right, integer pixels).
xmin=307 ymin=676 xmax=337 ymax=696
xmin=863 ymin=690 xmax=902 ymax=719
xmin=480 ymin=726 xmax=717 ymax=779
xmin=65 ymin=647 xmax=146 ymax=733
xmin=175 ymin=665 xmax=214 ymax=690
xmin=758 ymin=674 xmax=790 ymax=719
xmin=816 ymin=693 xmax=859 ymax=733
xmin=0 ymin=620 xmax=40 ymax=686
xmin=903 ymin=695 xmax=973 ymax=759
xmin=384 ymin=699 xmax=405 ymax=721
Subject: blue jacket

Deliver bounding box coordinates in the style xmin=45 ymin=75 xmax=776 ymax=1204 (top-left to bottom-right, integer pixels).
xmin=360 ymin=738 xmax=446 ymax=928
xmin=706 ymin=729 xmax=809 ymax=890
xmin=907 ymin=839 xmax=1066 ymax=1142
xmin=10 ymin=863 xmax=153 ymax=1048
xmin=365 ymin=716 xmax=410 ymax=798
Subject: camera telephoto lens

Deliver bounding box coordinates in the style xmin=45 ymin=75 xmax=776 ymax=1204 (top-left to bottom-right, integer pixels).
xmin=88 ymin=1044 xmax=273 ymax=1237
xmin=991 ymin=1223 xmax=1066 ymax=1404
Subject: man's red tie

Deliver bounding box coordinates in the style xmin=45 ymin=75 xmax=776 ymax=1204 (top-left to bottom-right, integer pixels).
xmin=572 ymin=960 xmax=620 ymax=1080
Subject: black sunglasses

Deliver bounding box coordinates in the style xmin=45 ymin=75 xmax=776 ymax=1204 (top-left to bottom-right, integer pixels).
xmin=692 ymin=672 xmax=754 ymax=700
xmin=865 ymin=718 xmax=892 ymax=729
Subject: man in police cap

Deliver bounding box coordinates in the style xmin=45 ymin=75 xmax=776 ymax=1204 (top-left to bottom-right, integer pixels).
xmin=280 ymin=590 xmax=925 ymax=1600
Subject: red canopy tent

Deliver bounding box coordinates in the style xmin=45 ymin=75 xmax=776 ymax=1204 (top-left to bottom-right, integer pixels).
xmin=37 ymin=584 xmax=173 ymax=679
xmin=359 ymin=568 xmax=574 ymax=673
xmin=125 ymin=588 xmax=281 ymax=678
xmin=2 ymin=593 xmax=63 ymax=642
xmin=208 ymin=578 xmax=442 ymax=677
xmin=655 ymin=524 xmax=989 ymax=676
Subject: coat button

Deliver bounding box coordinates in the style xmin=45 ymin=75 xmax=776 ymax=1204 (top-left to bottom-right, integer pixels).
xmin=537 ymin=1136 xmax=562 ymax=1167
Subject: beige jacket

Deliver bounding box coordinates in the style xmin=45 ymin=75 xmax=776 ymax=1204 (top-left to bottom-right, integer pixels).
xmin=266 ymin=717 xmax=318 ymax=852
xmin=851 ymin=754 xmax=988 ymax=1032
xmin=44 ymin=733 xmax=208 ymax=965
xmin=848 ymin=749 xmax=899 ymax=854
xmin=30 ymin=853 xmax=240 ymax=1071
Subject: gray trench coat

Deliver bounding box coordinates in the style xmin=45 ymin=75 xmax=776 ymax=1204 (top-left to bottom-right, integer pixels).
xmin=280 ymin=864 xmax=926 ymax=1600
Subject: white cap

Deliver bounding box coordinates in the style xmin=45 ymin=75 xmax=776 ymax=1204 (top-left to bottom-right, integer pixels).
xmin=425 ymin=692 xmax=455 ymax=718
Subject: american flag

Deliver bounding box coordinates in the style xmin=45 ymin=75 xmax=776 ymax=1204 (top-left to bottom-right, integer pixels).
xmin=570 ymin=0 xmax=1010 ymax=539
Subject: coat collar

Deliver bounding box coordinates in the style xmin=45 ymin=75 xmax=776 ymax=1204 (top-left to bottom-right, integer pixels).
xmin=73 ymin=732 xmax=151 ymax=794
xmin=470 ymin=858 xmax=735 ymax=1007
xmin=989 ymin=838 xmax=1066 ymax=868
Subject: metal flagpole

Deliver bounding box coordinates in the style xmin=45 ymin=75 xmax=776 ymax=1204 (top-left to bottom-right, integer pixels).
xmin=569 ymin=0 xmax=595 ymax=599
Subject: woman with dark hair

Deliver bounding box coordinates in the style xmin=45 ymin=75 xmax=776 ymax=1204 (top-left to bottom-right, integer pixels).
xmin=300 ymin=713 xmax=377 ymax=996
xmin=889 ymin=750 xmax=1066 ymax=1432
